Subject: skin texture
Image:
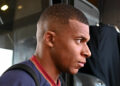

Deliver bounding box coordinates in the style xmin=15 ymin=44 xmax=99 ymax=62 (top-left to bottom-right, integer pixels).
xmin=35 ymin=19 xmax=91 ymax=83
xmin=51 ymin=19 xmax=91 ymax=74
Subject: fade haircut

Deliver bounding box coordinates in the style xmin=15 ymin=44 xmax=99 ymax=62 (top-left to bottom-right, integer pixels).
xmin=37 ymin=4 xmax=88 ymax=41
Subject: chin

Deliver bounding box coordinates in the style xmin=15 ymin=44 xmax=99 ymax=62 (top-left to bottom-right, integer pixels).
xmin=69 ymin=69 xmax=79 ymax=75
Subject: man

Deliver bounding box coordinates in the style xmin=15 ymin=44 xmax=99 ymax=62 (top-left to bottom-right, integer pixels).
xmin=0 ymin=4 xmax=91 ymax=86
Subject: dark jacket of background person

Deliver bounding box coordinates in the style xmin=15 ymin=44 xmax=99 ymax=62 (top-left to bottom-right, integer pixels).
xmin=79 ymin=24 xmax=120 ymax=86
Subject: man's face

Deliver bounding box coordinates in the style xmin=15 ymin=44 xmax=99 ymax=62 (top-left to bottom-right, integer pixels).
xmin=51 ymin=19 xmax=91 ymax=74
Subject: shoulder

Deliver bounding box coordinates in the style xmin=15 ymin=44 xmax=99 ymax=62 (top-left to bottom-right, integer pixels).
xmin=0 ymin=69 xmax=36 ymax=86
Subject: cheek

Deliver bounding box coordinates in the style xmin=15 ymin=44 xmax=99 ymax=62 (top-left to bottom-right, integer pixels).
xmin=68 ymin=42 xmax=82 ymax=59
xmin=51 ymin=41 xmax=73 ymax=68
xmin=58 ymin=42 xmax=82 ymax=67
xmin=56 ymin=40 xmax=82 ymax=61
xmin=53 ymin=38 xmax=82 ymax=70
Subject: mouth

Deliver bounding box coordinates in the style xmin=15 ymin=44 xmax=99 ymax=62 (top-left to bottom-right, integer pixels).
xmin=76 ymin=61 xmax=86 ymax=68
xmin=78 ymin=62 xmax=85 ymax=67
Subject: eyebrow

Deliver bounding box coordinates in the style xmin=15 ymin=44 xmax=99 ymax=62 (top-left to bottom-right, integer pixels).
xmin=73 ymin=34 xmax=90 ymax=42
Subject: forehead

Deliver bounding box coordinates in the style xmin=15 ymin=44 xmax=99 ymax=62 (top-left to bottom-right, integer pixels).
xmin=65 ymin=19 xmax=89 ymax=38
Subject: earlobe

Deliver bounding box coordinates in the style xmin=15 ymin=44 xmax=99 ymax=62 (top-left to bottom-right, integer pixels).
xmin=44 ymin=31 xmax=56 ymax=47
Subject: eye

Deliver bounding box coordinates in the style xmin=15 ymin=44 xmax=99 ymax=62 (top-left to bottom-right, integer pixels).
xmin=76 ymin=38 xmax=83 ymax=44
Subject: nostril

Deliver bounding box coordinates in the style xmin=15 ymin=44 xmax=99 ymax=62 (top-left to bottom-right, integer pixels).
xmin=81 ymin=44 xmax=91 ymax=58
xmin=84 ymin=54 xmax=90 ymax=58
xmin=82 ymin=49 xmax=91 ymax=58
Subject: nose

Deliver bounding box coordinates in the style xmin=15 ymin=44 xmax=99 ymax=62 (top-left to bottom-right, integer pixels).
xmin=81 ymin=43 xmax=91 ymax=58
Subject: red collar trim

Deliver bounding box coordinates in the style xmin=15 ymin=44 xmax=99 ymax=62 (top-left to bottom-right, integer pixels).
xmin=30 ymin=55 xmax=61 ymax=86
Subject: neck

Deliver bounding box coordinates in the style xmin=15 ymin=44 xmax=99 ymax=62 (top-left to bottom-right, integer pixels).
xmin=35 ymin=49 xmax=60 ymax=84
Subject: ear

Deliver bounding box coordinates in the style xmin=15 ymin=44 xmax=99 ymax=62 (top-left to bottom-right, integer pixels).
xmin=44 ymin=31 xmax=56 ymax=47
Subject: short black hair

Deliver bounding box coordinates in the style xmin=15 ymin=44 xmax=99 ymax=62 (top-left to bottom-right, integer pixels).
xmin=36 ymin=4 xmax=88 ymax=41
xmin=38 ymin=4 xmax=88 ymax=25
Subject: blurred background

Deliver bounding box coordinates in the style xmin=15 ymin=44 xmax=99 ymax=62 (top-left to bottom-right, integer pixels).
xmin=0 ymin=0 xmax=120 ymax=85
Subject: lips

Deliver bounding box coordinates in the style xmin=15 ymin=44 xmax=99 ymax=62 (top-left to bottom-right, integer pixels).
xmin=78 ymin=62 xmax=85 ymax=67
xmin=77 ymin=61 xmax=86 ymax=68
